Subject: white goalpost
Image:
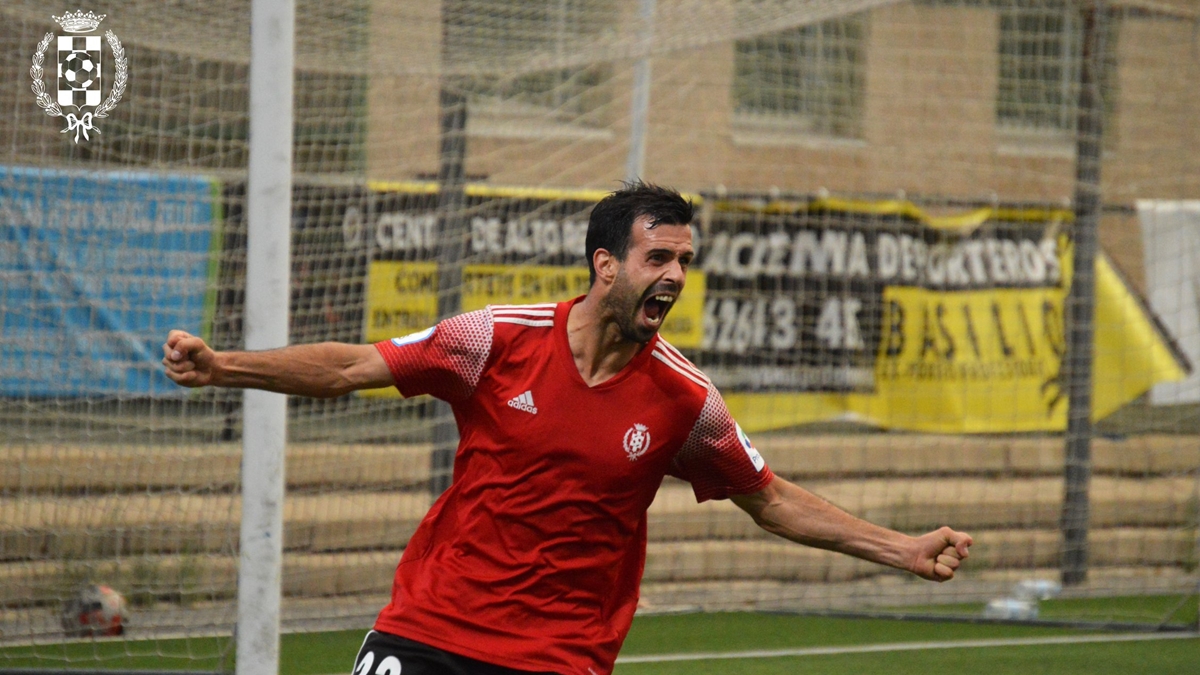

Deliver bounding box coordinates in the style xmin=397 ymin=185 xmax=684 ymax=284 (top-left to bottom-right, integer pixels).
xmin=237 ymin=0 xmax=294 ymax=674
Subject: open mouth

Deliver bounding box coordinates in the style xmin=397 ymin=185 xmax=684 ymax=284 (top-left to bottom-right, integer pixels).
xmin=641 ymin=293 xmax=675 ymax=326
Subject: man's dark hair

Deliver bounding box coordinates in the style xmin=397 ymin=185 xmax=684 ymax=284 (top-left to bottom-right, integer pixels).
xmin=586 ymin=181 xmax=695 ymax=284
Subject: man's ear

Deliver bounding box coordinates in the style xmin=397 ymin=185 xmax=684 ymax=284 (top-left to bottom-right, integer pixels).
xmin=593 ymin=248 xmax=619 ymax=285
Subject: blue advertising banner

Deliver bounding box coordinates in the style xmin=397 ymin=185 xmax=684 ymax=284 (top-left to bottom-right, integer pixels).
xmin=1 ymin=166 xmax=216 ymax=396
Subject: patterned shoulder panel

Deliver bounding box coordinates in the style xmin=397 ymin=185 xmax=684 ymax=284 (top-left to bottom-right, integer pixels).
xmin=671 ymin=380 xmax=772 ymax=502
xmin=375 ymin=307 xmax=495 ymax=402
xmin=436 ymin=307 xmax=497 ymax=395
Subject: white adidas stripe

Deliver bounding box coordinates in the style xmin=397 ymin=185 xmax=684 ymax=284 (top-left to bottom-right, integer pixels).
xmin=652 ymin=352 xmax=709 ymax=388
xmin=492 ymin=303 xmax=557 ymax=312
xmin=492 ymin=308 xmax=555 ymax=317
xmin=657 ymin=339 xmax=686 ymax=359
xmin=658 ymin=351 xmax=710 ymax=387
xmin=653 ymin=344 xmax=709 ymax=383
xmin=657 ymin=340 xmax=705 ymax=374
xmin=494 ymin=317 xmax=555 ymax=327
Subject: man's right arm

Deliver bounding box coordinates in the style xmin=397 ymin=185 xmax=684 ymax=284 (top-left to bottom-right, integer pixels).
xmin=161 ymin=330 xmax=393 ymax=398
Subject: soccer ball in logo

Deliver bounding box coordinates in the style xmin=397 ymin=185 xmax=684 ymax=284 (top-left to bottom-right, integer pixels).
xmin=61 ymin=50 xmax=97 ymax=90
xmin=61 ymin=585 xmax=127 ymax=637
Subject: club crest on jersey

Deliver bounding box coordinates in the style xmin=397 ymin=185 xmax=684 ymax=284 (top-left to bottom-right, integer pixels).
xmin=623 ymin=423 xmax=651 ymax=462
xmin=29 ymin=10 xmax=127 ymax=143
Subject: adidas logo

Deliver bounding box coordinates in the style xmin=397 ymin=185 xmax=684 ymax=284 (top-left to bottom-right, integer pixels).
xmin=507 ymin=390 xmax=537 ymax=415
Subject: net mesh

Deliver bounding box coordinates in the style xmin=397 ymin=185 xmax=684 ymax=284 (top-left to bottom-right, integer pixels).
xmin=1 ymin=0 xmax=1198 ymax=667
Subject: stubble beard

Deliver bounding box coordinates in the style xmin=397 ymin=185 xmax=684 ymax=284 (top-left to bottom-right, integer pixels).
xmin=603 ymin=268 xmax=658 ymax=345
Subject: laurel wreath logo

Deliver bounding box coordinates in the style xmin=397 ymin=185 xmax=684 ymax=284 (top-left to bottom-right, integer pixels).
xmin=30 ymin=30 xmax=127 ymax=143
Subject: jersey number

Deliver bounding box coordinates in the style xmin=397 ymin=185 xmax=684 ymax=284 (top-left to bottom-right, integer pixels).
xmin=353 ymin=651 xmax=401 ymax=675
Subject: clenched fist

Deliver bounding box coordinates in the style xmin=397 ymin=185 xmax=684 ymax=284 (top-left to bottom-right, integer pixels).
xmin=909 ymin=526 xmax=973 ymax=582
xmin=162 ymin=330 xmax=218 ymax=387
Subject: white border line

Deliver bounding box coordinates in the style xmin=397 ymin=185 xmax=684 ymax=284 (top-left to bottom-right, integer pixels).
xmin=616 ymin=632 xmax=1200 ymax=664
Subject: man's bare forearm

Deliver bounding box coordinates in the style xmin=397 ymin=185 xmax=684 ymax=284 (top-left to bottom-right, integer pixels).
xmin=733 ymin=478 xmax=914 ymax=570
xmin=210 ymin=342 xmax=389 ymax=397
xmin=732 ymin=476 xmax=972 ymax=581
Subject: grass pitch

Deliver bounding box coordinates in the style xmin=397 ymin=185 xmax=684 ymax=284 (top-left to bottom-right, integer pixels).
xmin=0 ymin=595 xmax=1195 ymax=674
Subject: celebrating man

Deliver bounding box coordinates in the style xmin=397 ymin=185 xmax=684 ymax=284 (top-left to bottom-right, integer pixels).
xmin=164 ymin=182 xmax=971 ymax=675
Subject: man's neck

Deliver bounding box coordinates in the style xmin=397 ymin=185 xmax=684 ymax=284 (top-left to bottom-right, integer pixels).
xmin=566 ymin=294 xmax=647 ymax=387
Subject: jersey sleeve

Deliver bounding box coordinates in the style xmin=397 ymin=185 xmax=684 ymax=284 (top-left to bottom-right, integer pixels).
xmin=668 ymin=386 xmax=775 ymax=502
xmin=373 ymin=308 xmax=494 ymax=403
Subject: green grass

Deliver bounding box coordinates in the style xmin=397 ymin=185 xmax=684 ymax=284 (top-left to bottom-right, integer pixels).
xmin=0 ymin=597 xmax=1195 ymax=674
xmin=1035 ymin=594 xmax=1198 ymax=625
xmin=280 ymin=631 xmax=367 ymax=675
xmin=619 ymin=612 xmax=1078 ymax=656
xmin=0 ymin=631 xmax=369 ymax=673
xmin=615 ymin=639 xmax=1200 ymax=675
xmin=891 ymin=593 xmax=1199 ymax=626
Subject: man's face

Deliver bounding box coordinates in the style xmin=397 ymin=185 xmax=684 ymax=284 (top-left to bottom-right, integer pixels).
xmin=602 ymin=216 xmax=694 ymax=344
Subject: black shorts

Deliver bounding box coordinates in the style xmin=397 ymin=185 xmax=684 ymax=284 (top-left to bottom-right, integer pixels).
xmin=351 ymin=630 xmax=560 ymax=675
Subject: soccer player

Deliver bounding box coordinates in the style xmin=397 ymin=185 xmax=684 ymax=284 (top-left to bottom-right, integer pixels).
xmin=163 ymin=182 xmax=972 ymax=675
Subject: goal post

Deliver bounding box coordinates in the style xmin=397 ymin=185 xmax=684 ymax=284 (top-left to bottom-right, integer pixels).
xmin=1060 ymin=0 xmax=1108 ymax=589
xmin=238 ymin=1 xmax=295 ymax=675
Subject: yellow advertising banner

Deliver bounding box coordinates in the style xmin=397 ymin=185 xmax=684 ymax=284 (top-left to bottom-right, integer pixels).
xmin=460 ymin=264 xmax=593 ymax=310
xmin=354 ymin=186 xmax=1187 ymax=432
xmin=364 ymin=261 xmax=439 ymax=343
xmin=721 ymin=250 xmax=1189 ymax=434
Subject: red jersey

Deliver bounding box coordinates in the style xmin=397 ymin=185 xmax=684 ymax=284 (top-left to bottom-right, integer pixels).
xmin=372 ymin=298 xmax=773 ymax=675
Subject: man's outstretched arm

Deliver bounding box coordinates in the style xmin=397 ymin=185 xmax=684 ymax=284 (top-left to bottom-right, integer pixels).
xmin=731 ymin=475 xmax=972 ymax=582
xmin=161 ymin=330 xmax=393 ymax=398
